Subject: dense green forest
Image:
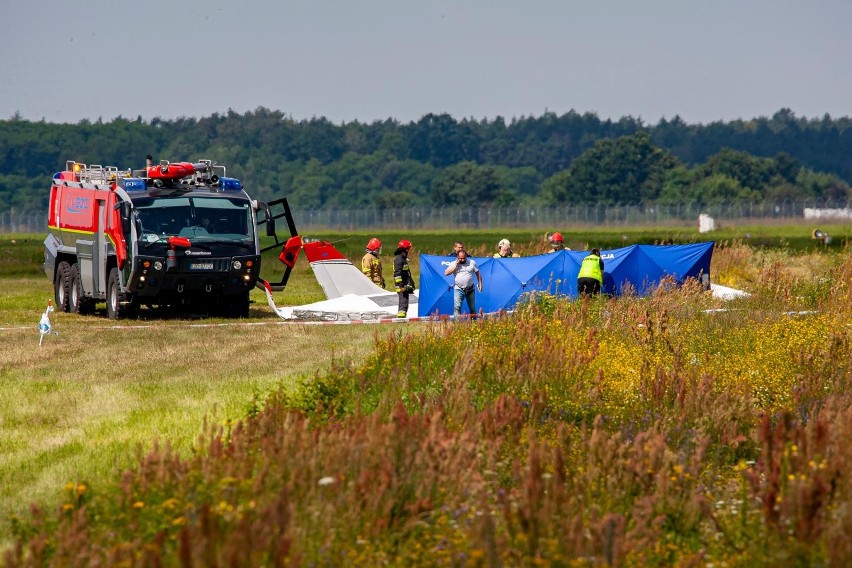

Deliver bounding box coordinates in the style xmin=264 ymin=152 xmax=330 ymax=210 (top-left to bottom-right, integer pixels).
xmin=1 ymin=107 xmax=850 ymax=213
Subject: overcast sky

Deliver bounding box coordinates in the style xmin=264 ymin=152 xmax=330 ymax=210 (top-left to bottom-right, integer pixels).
xmin=3 ymin=0 xmax=851 ymax=126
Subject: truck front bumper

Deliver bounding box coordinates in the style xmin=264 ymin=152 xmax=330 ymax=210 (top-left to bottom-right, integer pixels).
xmin=128 ymin=255 xmax=260 ymax=299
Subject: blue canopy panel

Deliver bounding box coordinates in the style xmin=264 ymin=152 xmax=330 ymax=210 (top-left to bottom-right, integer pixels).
xmin=595 ymin=246 xmax=639 ymax=296
xmin=635 ymin=242 xmax=713 ymax=293
xmin=419 ymin=256 xmax=456 ymax=316
xmin=419 ymin=242 xmax=713 ymax=316
xmin=480 ymin=253 xmax=569 ymax=313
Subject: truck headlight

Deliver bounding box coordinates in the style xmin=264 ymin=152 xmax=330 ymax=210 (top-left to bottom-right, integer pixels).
xmin=232 ymin=260 xmax=242 ymax=270
xmin=153 ymin=261 xmax=163 ymax=271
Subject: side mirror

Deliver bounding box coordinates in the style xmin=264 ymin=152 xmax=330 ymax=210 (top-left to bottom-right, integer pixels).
xmin=115 ymin=201 xmax=132 ymax=233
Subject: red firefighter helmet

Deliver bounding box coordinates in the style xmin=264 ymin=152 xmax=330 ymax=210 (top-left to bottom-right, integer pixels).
xmin=397 ymin=239 xmax=412 ymax=251
xmin=366 ymin=237 xmax=382 ymax=251
xmin=550 ymin=232 xmax=564 ymax=243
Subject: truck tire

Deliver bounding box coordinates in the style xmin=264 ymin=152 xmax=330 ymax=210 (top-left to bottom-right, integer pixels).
xmin=107 ymin=267 xmax=122 ymax=320
xmin=106 ymin=267 xmax=137 ymax=320
xmin=54 ymin=261 xmax=72 ymax=312
xmin=69 ymin=263 xmax=95 ymax=315
xmin=226 ymin=292 xmax=250 ymax=318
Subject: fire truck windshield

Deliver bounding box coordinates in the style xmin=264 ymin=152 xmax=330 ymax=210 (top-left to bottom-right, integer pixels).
xmin=134 ymin=196 xmax=254 ymax=245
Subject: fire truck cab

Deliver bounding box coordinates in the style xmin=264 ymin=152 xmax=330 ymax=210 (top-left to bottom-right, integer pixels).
xmin=44 ymin=157 xmax=295 ymax=319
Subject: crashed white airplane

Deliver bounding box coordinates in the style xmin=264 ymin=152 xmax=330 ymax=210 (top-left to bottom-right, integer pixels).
xmin=261 ymin=240 xmax=421 ymax=321
xmin=258 ymin=239 xmax=749 ymax=322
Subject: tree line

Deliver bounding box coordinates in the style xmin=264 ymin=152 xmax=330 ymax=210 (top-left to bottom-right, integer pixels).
xmin=1 ymin=107 xmax=849 ymax=214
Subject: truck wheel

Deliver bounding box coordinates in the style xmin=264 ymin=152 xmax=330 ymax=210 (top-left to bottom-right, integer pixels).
xmin=54 ymin=261 xmax=72 ymax=312
xmin=238 ymin=295 xmax=250 ymax=318
xmin=69 ymin=263 xmax=83 ymax=314
xmin=69 ymin=263 xmax=95 ymax=315
xmin=107 ymin=267 xmax=122 ymax=320
xmin=226 ymin=293 xmax=250 ymax=318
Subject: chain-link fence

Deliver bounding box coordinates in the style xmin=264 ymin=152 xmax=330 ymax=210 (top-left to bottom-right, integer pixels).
xmin=2 ymin=200 xmax=849 ymax=234
xmin=1 ymin=209 xmax=44 ymax=234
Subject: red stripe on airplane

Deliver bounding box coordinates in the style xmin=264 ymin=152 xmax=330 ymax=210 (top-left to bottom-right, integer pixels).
xmin=303 ymin=240 xmax=349 ymax=263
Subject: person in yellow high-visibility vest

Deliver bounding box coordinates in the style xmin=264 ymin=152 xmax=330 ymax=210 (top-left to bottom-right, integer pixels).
xmin=493 ymin=238 xmax=520 ymax=258
xmin=577 ymin=248 xmax=604 ymax=296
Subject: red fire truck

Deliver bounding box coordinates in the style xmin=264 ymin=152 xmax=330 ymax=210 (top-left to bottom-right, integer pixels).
xmin=44 ymin=156 xmax=301 ymax=319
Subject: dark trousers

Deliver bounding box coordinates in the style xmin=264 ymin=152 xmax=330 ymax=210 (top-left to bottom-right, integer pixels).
xmin=577 ymin=277 xmax=601 ymax=296
xmin=397 ymin=290 xmax=410 ymax=316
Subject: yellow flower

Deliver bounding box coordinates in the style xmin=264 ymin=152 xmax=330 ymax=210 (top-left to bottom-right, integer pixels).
xmin=133 ymin=501 xmax=145 ymax=509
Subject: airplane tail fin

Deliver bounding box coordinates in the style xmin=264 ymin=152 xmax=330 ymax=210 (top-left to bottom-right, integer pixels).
xmin=303 ymin=241 xmax=388 ymax=300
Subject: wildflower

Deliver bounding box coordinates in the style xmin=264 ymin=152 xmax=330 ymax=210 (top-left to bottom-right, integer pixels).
xmin=172 ymin=516 xmax=186 ymax=526
xmin=133 ymin=501 xmax=145 ymax=509
xmin=76 ymin=484 xmax=87 ymax=496
xmin=318 ymin=476 xmax=336 ymax=486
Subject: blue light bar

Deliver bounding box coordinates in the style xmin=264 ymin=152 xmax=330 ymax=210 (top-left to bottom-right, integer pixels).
xmin=220 ymin=177 xmax=242 ymax=191
xmin=119 ymin=178 xmax=147 ymax=192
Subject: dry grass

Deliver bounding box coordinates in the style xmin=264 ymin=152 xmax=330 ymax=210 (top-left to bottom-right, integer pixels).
xmin=0 ymin=279 xmax=411 ymax=549
xmin=1 ymin=239 xmax=849 ymax=564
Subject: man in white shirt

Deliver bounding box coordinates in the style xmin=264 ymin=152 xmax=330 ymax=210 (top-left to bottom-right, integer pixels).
xmin=444 ymin=249 xmax=483 ymax=317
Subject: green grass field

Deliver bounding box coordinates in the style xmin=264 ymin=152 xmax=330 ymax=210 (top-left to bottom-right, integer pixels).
xmin=0 ymin=227 xmax=849 ymax=563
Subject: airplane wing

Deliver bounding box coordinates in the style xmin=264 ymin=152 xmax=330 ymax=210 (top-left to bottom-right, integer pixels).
xmin=710 ymin=283 xmax=750 ymax=300
xmin=302 ymin=240 xmax=390 ymax=298
xmin=267 ymin=240 xmax=419 ymax=320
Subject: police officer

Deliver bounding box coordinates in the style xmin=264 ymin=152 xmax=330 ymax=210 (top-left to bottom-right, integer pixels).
xmin=361 ymin=237 xmax=385 ymax=288
xmin=577 ymin=248 xmax=604 ymax=296
xmin=393 ymin=239 xmax=415 ymax=318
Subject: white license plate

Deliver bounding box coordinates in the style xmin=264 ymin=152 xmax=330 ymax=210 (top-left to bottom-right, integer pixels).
xmin=190 ymin=262 xmax=215 ymax=270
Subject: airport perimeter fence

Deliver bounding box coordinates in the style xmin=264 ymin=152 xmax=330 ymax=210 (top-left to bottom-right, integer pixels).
xmin=2 ymin=200 xmax=850 ymax=234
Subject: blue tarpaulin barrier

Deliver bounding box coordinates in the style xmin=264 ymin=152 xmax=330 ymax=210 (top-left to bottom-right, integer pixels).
xmin=419 ymin=242 xmax=714 ymax=316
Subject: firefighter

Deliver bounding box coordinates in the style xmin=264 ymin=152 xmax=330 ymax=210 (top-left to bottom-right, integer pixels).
xmin=393 ymin=239 xmax=415 ymax=318
xmin=577 ymin=248 xmax=605 ymax=296
xmin=493 ymin=238 xmax=520 ymax=258
xmin=361 ymin=237 xmax=385 ymax=288
xmin=548 ymin=232 xmax=566 ymax=253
